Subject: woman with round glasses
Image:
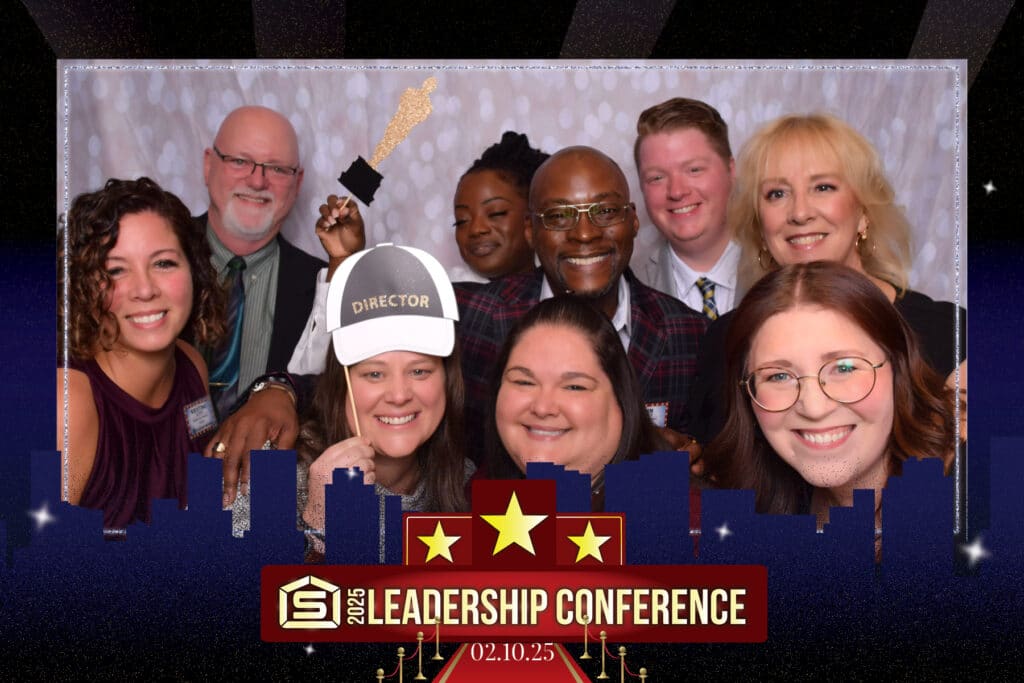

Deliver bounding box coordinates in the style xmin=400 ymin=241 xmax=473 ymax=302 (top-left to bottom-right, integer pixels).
xmin=702 ymin=262 xmax=957 ymax=536
xmin=688 ymin=113 xmax=966 ymax=450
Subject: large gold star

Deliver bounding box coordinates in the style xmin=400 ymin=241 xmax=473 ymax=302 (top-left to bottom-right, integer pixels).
xmin=417 ymin=521 xmax=461 ymax=563
xmin=567 ymin=521 xmax=611 ymax=563
xmin=480 ymin=492 xmax=547 ymax=555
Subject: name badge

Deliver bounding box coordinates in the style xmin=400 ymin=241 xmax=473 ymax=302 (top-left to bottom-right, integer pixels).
xmin=645 ymin=402 xmax=668 ymax=428
xmin=184 ymin=396 xmax=218 ymax=439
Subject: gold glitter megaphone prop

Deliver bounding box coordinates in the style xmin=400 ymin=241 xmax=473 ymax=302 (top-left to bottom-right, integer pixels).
xmin=337 ymin=76 xmax=438 ymax=206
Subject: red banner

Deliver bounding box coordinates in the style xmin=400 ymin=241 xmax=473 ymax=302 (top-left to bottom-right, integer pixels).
xmin=261 ymin=564 xmax=766 ymax=642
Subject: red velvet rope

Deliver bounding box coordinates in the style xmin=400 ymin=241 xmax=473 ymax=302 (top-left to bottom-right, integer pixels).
xmin=382 ymin=641 xmax=421 ymax=680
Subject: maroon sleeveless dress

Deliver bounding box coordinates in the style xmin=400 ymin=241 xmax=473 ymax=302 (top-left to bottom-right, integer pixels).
xmin=70 ymin=346 xmax=214 ymax=529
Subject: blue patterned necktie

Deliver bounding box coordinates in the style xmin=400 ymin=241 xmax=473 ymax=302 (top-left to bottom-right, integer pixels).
xmin=209 ymin=256 xmax=246 ymax=419
xmin=695 ymin=276 xmax=719 ymax=321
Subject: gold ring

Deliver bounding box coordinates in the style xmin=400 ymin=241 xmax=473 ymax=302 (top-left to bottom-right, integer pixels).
xmin=214 ymin=442 xmax=226 ymax=454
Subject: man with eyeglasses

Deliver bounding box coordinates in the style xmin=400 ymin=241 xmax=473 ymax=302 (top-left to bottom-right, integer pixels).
xmin=197 ymin=106 xmax=363 ymax=508
xmin=456 ymin=146 xmax=707 ymax=453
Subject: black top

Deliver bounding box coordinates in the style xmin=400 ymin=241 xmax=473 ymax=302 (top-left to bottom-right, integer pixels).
xmin=687 ymin=288 xmax=966 ymax=445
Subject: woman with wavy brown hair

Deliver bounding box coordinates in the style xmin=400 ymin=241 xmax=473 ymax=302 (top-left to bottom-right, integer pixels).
xmin=58 ymin=177 xmax=225 ymax=532
xmin=702 ymin=262 xmax=957 ymax=540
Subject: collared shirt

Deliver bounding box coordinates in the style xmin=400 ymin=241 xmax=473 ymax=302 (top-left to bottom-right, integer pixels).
xmin=205 ymin=225 xmax=280 ymax=391
xmin=669 ymin=239 xmax=740 ymax=316
xmin=539 ymin=275 xmax=632 ymax=351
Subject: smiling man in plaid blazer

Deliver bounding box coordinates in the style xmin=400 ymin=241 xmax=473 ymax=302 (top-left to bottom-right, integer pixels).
xmin=456 ymin=146 xmax=706 ymax=455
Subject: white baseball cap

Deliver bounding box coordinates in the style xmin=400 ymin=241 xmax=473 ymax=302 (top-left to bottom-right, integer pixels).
xmin=326 ymin=243 xmax=459 ymax=366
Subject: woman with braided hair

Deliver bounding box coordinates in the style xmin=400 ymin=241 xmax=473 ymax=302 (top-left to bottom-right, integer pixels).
xmin=453 ymin=131 xmax=550 ymax=280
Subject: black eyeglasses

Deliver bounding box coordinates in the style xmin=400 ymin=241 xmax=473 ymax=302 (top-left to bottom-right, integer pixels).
xmin=533 ymin=202 xmax=632 ymax=231
xmin=742 ymin=357 xmax=888 ymax=412
xmin=212 ymin=145 xmax=299 ymax=182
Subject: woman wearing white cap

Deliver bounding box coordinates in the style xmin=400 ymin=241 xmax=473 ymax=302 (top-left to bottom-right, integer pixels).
xmin=297 ymin=244 xmax=473 ymax=560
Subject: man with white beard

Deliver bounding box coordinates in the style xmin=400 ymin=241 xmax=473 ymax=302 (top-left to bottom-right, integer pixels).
xmin=195 ymin=107 xmax=339 ymax=513
xmin=195 ymin=106 xmax=325 ymax=416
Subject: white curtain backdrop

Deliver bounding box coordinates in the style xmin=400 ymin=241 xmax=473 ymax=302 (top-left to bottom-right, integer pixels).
xmin=58 ymin=60 xmax=966 ymax=304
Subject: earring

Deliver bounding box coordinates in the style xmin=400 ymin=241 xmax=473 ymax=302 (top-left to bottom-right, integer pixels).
xmin=857 ymin=214 xmax=871 ymax=245
xmin=856 ymin=224 xmax=875 ymax=255
xmin=757 ymin=245 xmax=776 ymax=271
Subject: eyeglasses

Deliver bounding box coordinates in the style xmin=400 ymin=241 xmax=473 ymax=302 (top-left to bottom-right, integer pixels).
xmin=212 ymin=145 xmax=299 ymax=182
xmin=533 ymin=202 xmax=632 ymax=231
xmin=741 ymin=357 xmax=888 ymax=412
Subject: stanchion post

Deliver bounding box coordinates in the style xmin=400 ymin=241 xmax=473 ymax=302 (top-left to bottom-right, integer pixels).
xmin=581 ymin=615 xmax=592 ymax=659
xmin=597 ymin=631 xmax=609 ymax=679
xmin=376 ymin=668 xmax=384 ymax=682
xmin=415 ymin=632 xmax=426 ymax=680
xmin=619 ymin=646 xmax=626 ymax=683
xmin=431 ymin=619 xmax=443 ymax=661
xmin=397 ymin=646 xmax=405 ymax=683
xmin=639 ymin=666 xmax=648 ymax=681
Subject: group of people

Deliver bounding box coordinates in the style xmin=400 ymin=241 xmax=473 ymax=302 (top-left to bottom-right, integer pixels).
xmin=58 ymin=96 xmax=966 ymax=559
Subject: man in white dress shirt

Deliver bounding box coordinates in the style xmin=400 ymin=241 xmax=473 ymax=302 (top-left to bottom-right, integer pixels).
xmin=634 ymin=98 xmax=740 ymax=320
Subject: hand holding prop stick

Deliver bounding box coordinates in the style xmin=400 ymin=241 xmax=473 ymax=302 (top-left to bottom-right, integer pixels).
xmin=330 ymin=77 xmax=439 ymax=436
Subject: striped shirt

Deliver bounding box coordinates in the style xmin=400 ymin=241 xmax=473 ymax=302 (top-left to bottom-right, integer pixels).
xmin=205 ymin=225 xmax=280 ymax=392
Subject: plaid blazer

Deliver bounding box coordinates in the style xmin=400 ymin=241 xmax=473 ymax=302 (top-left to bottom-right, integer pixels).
xmin=455 ymin=268 xmax=706 ymax=454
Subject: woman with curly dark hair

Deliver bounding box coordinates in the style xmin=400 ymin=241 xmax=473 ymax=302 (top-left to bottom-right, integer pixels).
xmin=702 ymin=262 xmax=957 ymax=544
xmin=453 ymin=131 xmax=550 ymax=280
xmin=57 ymin=176 xmax=225 ymax=532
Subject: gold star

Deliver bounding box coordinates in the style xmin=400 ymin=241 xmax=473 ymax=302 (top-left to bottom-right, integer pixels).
xmin=417 ymin=521 xmax=461 ymax=563
xmin=480 ymin=492 xmax=547 ymax=555
xmin=567 ymin=521 xmax=612 ymax=563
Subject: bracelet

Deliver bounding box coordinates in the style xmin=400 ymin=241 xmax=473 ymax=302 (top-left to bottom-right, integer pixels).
xmin=256 ymin=382 xmax=297 ymax=405
xmin=242 ymin=372 xmax=298 ymax=408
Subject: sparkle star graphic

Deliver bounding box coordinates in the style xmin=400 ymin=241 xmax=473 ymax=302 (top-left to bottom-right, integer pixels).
xmin=960 ymin=536 xmax=991 ymax=567
xmin=29 ymin=502 xmax=56 ymax=531
xmin=304 ymin=643 xmax=315 ymax=656
xmin=418 ymin=521 xmax=461 ymax=563
xmin=715 ymin=522 xmax=733 ymax=541
xmin=983 ymin=180 xmax=996 ymax=194
xmin=567 ymin=521 xmax=611 ymax=563
xmin=480 ymin=492 xmax=547 ymax=555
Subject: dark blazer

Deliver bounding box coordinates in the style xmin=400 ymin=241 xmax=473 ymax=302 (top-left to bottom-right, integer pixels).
xmin=192 ymin=214 xmax=325 ymax=377
xmin=267 ymin=235 xmax=326 ymax=372
xmin=454 ymin=268 xmax=706 ymax=453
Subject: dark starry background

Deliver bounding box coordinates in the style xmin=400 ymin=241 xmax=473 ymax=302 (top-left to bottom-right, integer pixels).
xmin=2 ymin=0 xmax=1021 ymax=678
